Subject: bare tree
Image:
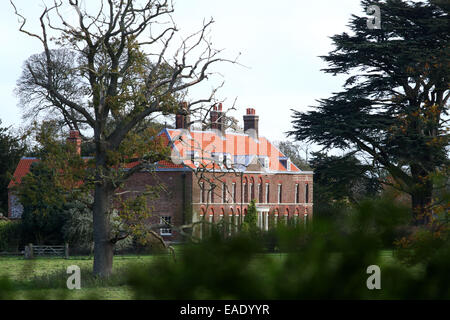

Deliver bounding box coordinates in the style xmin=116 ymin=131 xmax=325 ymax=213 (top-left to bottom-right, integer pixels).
xmin=11 ymin=0 xmax=236 ymax=276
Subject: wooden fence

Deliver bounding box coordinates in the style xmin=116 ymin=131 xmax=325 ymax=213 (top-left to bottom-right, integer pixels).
xmin=24 ymin=243 xmax=69 ymax=259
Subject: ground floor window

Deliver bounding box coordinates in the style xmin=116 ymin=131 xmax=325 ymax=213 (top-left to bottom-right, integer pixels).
xmin=160 ymin=216 xmax=172 ymax=235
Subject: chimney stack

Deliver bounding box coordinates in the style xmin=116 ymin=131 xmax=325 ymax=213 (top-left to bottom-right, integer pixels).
xmin=243 ymin=108 xmax=259 ymax=138
xmin=175 ymin=102 xmax=190 ymax=130
xmin=67 ymin=130 xmax=81 ymax=155
xmin=210 ymin=103 xmax=225 ymax=134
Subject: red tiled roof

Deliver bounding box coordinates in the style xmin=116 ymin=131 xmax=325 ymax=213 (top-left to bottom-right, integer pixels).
xmin=8 ymin=128 xmax=303 ymax=188
xmin=157 ymin=160 xmax=185 ymax=169
xmin=8 ymin=158 xmax=39 ymax=189
xmin=165 ymin=129 xmax=302 ymax=172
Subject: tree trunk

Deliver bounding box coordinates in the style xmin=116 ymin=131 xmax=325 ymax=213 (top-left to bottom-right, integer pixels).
xmin=410 ymin=163 xmax=434 ymax=226
xmin=411 ymin=187 xmax=433 ymax=226
xmin=93 ymin=183 xmax=114 ymax=277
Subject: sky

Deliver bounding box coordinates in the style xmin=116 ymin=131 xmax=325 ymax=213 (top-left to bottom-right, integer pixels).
xmin=0 ymin=0 xmax=366 ymax=147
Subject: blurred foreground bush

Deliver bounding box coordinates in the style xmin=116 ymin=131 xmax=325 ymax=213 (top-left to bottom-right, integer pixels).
xmin=128 ymin=198 xmax=449 ymax=299
xmin=0 ymin=198 xmax=448 ymax=299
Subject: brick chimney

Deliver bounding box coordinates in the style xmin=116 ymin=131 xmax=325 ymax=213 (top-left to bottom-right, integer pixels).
xmin=243 ymin=108 xmax=259 ymax=138
xmin=210 ymin=103 xmax=225 ymax=134
xmin=175 ymin=102 xmax=190 ymax=130
xmin=67 ymin=130 xmax=81 ymax=155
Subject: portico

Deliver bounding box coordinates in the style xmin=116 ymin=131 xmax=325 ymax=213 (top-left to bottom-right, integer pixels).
xmin=256 ymin=205 xmax=270 ymax=231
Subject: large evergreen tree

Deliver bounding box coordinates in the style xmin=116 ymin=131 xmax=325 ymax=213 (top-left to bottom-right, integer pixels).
xmin=309 ymin=152 xmax=381 ymax=206
xmin=290 ymin=0 xmax=449 ymax=224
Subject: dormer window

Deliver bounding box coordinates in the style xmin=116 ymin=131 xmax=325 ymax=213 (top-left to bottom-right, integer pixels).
xmin=211 ymin=152 xmax=223 ymax=164
xmin=258 ymin=156 xmax=269 ymax=169
xmin=211 ymin=152 xmax=232 ymax=169
xmin=279 ymin=157 xmax=290 ymax=170
xmin=223 ymin=153 xmax=232 ymax=168
xmin=187 ymin=150 xmax=199 ymax=167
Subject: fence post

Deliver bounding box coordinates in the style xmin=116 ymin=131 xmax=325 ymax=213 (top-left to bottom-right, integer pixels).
xmin=25 ymin=243 xmax=34 ymax=259
xmin=65 ymin=243 xmax=69 ymax=259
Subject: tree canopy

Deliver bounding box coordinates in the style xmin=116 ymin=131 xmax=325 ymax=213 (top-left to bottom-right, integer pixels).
xmin=11 ymin=0 xmax=233 ymax=276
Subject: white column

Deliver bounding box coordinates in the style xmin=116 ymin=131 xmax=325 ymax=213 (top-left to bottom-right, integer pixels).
xmin=265 ymin=212 xmax=268 ymax=231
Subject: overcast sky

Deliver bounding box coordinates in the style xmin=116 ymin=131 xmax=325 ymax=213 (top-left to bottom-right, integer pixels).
xmin=0 ymin=0 xmax=366 ymax=145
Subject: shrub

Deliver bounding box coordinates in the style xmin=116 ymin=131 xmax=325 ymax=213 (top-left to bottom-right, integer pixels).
xmin=0 ymin=220 xmax=22 ymax=252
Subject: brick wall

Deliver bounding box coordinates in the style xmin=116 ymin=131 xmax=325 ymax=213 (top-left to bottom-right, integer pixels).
xmin=121 ymin=169 xmax=312 ymax=241
xmin=190 ymin=171 xmax=313 ymax=223
xmin=122 ymin=170 xmax=192 ymax=242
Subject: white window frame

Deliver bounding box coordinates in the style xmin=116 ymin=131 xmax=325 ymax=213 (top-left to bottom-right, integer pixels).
xmin=187 ymin=150 xmax=200 ymax=167
xmin=265 ymin=183 xmax=269 ymax=203
xmin=224 ymin=153 xmax=232 ymax=168
xmin=160 ymin=216 xmax=172 ymax=235
xmin=295 ymin=184 xmax=299 ymax=204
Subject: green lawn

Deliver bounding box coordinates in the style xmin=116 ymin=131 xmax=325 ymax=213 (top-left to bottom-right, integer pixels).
xmin=0 ymin=254 xmax=157 ymax=299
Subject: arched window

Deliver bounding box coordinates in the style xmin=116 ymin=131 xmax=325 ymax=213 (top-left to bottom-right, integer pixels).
xmin=305 ymin=183 xmax=309 ymax=203
xmin=258 ymin=177 xmax=263 ymax=203
xmin=211 ymin=184 xmax=216 ymax=203
xmin=250 ymin=177 xmax=255 ymax=201
xmin=265 ymin=183 xmax=270 ymax=203
xmin=200 ymin=207 xmax=206 ymax=239
xmin=222 ymin=182 xmax=227 ymax=203
xmin=278 ymin=184 xmax=283 ymax=203
xmin=237 ymin=208 xmax=241 ymax=227
xmin=243 ymin=177 xmax=249 ymax=203
xmin=229 ymin=208 xmax=234 ymax=236
xmin=273 ymin=208 xmax=279 ymax=227
xmin=200 ymin=181 xmax=205 ymax=203
xmin=295 ymin=184 xmax=299 ymax=204
xmin=284 ymin=208 xmax=289 ymax=225
xmin=294 ymin=208 xmax=300 ymax=225
xmin=208 ymin=208 xmax=215 ymax=236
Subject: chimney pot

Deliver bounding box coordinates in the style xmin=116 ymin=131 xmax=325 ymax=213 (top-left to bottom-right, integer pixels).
xmin=243 ymin=108 xmax=259 ymax=138
xmin=176 ymin=102 xmax=190 ymax=130
xmin=211 ymin=103 xmax=225 ymax=134
xmin=67 ymin=130 xmax=81 ymax=155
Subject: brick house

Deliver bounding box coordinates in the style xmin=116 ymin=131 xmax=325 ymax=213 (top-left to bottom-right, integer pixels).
xmin=8 ymin=107 xmax=313 ymax=242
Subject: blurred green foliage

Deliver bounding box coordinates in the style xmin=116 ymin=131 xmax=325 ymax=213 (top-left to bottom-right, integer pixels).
xmin=128 ymin=198 xmax=449 ymax=299
xmin=0 ymin=220 xmax=22 ymax=252
xmin=0 ymin=198 xmax=449 ymax=299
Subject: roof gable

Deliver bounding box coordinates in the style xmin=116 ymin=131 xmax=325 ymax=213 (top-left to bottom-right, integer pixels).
xmin=8 ymin=158 xmax=40 ymax=189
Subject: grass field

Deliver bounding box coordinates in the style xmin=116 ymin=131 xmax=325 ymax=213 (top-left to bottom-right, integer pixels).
xmin=0 ymin=254 xmax=157 ymax=299
xmin=0 ymin=250 xmax=404 ymax=300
